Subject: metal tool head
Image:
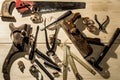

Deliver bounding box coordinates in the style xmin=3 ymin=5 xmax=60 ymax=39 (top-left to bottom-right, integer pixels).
xmin=9 ymin=23 xmax=31 ymax=51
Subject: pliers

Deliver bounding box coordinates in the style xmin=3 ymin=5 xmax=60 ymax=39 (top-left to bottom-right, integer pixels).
xmin=94 ymin=14 xmax=110 ymax=33
xmin=45 ymin=28 xmax=57 ymax=56
xmin=44 ymin=27 xmax=62 ymax=64
xmin=43 ymin=18 xmax=62 ymax=64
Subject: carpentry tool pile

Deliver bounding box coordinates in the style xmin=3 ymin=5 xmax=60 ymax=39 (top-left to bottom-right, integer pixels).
xmin=0 ymin=0 xmax=120 ymax=80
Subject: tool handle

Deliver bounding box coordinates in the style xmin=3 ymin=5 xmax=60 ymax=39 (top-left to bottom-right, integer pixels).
xmin=86 ymin=37 xmax=104 ymax=46
xmin=68 ymin=12 xmax=81 ymax=23
xmin=44 ymin=61 xmax=61 ymax=72
xmin=29 ymin=26 xmax=39 ymax=60
xmin=36 ymin=48 xmax=59 ymax=67
xmin=41 ymin=11 xmax=72 ymax=31
xmin=35 ymin=59 xmax=54 ymax=80
xmin=56 ymin=11 xmax=72 ymax=21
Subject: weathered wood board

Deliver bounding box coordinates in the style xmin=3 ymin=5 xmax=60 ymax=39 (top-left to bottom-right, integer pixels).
xmin=0 ymin=0 xmax=120 ymax=80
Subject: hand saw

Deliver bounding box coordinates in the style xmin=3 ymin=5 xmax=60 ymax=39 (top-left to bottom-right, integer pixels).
xmin=16 ymin=0 xmax=86 ymax=17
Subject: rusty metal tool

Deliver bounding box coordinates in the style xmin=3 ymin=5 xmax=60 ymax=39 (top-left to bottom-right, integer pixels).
xmin=2 ymin=23 xmax=59 ymax=80
xmin=29 ymin=65 xmax=43 ymax=80
xmin=94 ymin=14 xmax=110 ymax=33
xmin=1 ymin=0 xmax=85 ymax=22
xmin=2 ymin=23 xmax=33 ymax=80
xmin=16 ymin=0 xmax=86 ymax=17
xmin=83 ymin=17 xmax=97 ymax=33
xmin=30 ymin=12 xmax=43 ymax=24
xmin=43 ymin=18 xmax=62 ymax=65
xmin=17 ymin=60 xmax=25 ymax=73
xmin=44 ymin=28 xmax=62 ymax=67
xmin=28 ymin=26 xmax=60 ymax=79
xmin=0 ymin=0 xmax=16 ymax=22
xmin=62 ymin=12 xmax=93 ymax=58
xmin=88 ymin=28 xmax=120 ymax=71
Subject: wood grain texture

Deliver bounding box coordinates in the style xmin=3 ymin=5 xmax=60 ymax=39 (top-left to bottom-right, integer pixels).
xmin=0 ymin=0 xmax=120 ymax=80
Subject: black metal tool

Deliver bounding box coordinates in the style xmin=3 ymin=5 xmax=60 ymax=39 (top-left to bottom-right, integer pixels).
xmin=88 ymin=28 xmax=120 ymax=71
xmin=16 ymin=0 xmax=85 ymax=17
xmin=34 ymin=49 xmax=61 ymax=79
xmin=3 ymin=23 xmax=61 ymax=80
xmin=94 ymin=14 xmax=110 ymax=32
xmin=34 ymin=59 xmax=54 ymax=80
xmin=30 ymin=46 xmax=61 ymax=80
xmin=41 ymin=11 xmax=72 ymax=31
xmin=35 ymin=48 xmax=61 ymax=72
xmin=29 ymin=26 xmax=39 ymax=60
xmin=45 ymin=28 xmax=57 ymax=56
xmin=2 ymin=23 xmax=33 ymax=80
xmin=86 ymin=37 xmax=105 ymax=46
xmin=44 ymin=28 xmax=62 ymax=64
xmin=44 ymin=62 xmax=61 ymax=72
xmin=35 ymin=49 xmax=59 ymax=67
xmin=28 ymin=26 xmax=61 ymax=79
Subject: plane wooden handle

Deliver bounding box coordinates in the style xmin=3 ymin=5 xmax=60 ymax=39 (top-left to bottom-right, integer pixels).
xmin=68 ymin=13 xmax=81 ymax=23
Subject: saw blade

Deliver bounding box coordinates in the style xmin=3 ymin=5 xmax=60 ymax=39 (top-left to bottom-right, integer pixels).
xmin=16 ymin=0 xmax=86 ymax=16
xmin=34 ymin=1 xmax=86 ymax=13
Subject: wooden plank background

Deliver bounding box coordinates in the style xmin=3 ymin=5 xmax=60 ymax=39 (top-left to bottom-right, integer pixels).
xmin=0 ymin=0 xmax=120 ymax=80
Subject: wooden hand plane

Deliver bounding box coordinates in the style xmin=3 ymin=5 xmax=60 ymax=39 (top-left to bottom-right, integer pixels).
xmin=61 ymin=12 xmax=93 ymax=58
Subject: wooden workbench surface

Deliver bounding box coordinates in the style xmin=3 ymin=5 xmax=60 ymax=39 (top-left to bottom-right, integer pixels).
xmin=0 ymin=0 xmax=120 ymax=80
